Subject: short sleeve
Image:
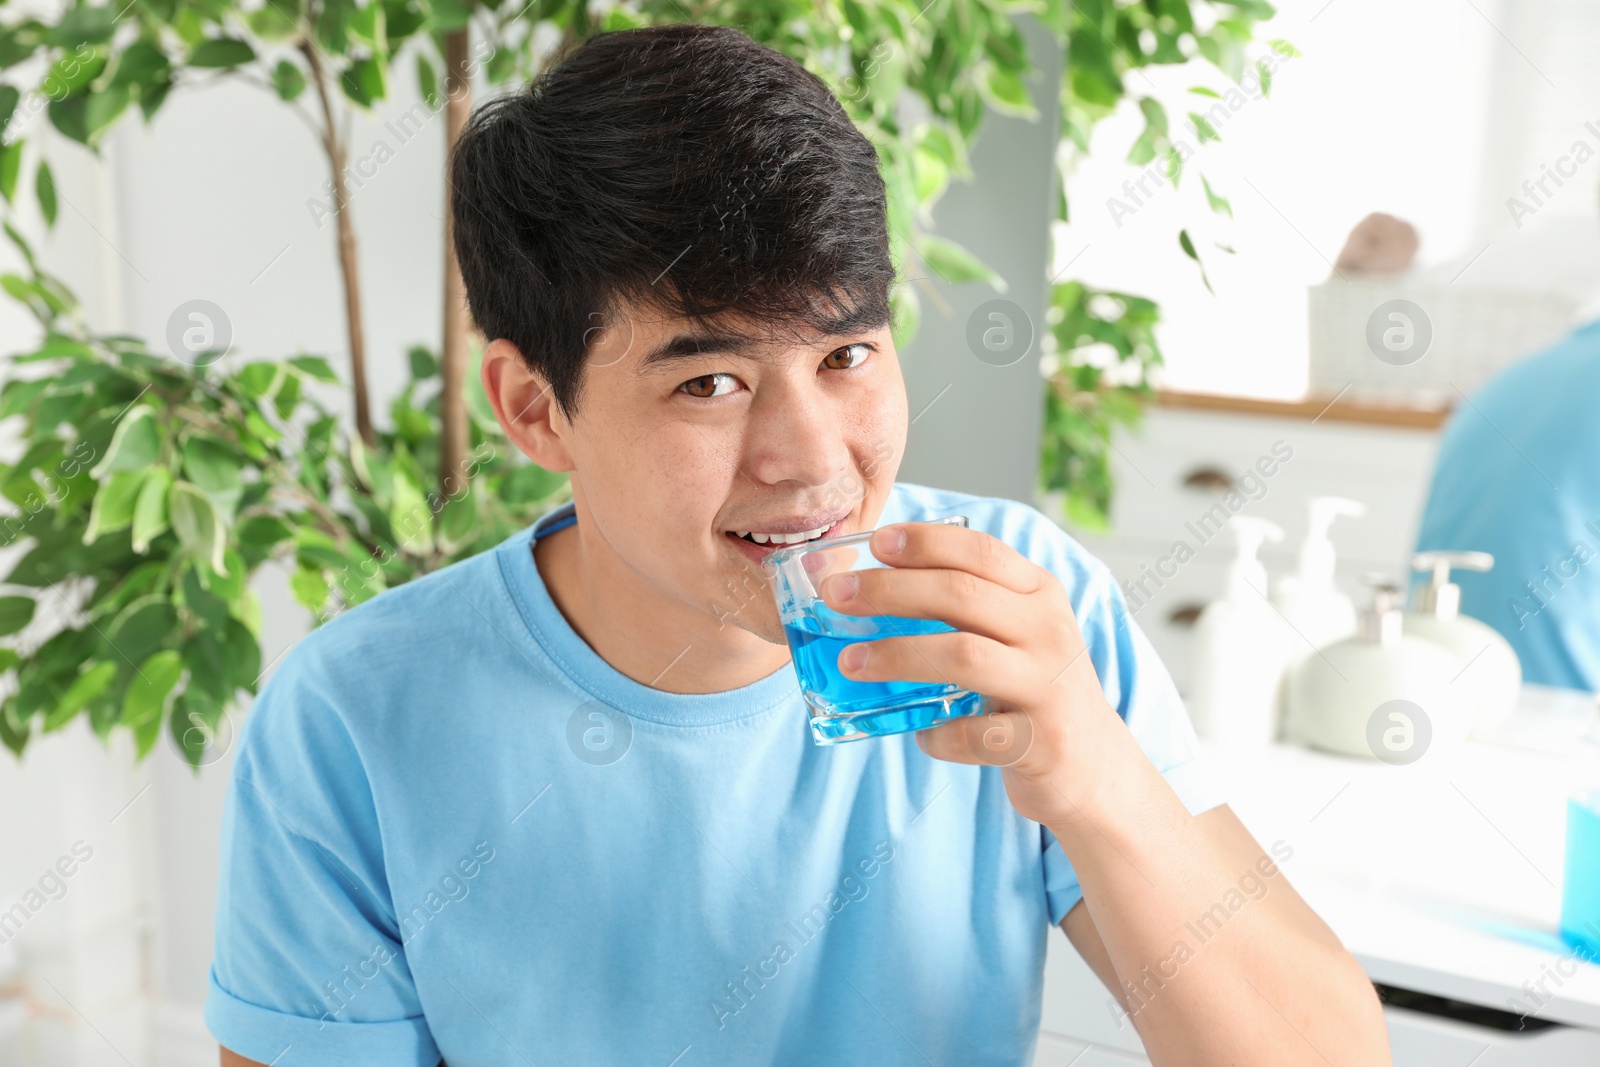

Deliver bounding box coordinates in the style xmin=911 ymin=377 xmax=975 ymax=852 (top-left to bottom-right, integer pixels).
xmin=204 ymin=651 xmax=442 ymax=1067
xmin=1025 ymin=518 xmax=1229 ymax=927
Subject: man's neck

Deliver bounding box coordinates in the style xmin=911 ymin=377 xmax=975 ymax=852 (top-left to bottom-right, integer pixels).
xmin=533 ymin=520 xmax=792 ymax=695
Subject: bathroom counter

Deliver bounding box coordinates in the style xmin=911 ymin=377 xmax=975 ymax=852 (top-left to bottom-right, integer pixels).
xmin=1200 ymin=684 xmax=1600 ymax=1031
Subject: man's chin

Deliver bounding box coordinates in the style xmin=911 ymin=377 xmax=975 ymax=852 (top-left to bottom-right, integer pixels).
xmin=708 ymin=599 xmax=789 ymax=647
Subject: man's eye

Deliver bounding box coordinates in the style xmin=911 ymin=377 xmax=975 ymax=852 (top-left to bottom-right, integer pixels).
xmin=822 ymin=343 xmax=872 ymax=371
xmin=677 ymin=372 xmax=737 ymax=399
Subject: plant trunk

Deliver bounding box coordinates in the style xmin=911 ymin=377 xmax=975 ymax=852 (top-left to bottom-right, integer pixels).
xmin=437 ymin=28 xmax=474 ymax=499
xmin=301 ymin=39 xmax=375 ymax=448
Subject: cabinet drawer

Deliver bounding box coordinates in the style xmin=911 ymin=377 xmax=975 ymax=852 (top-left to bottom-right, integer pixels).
xmin=1095 ymin=409 xmax=1440 ymax=573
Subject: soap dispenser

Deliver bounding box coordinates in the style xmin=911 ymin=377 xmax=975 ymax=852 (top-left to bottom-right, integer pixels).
xmin=1285 ymin=577 xmax=1464 ymax=761
xmin=1272 ymin=496 xmax=1366 ymax=653
xmin=1406 ymin=551 xmax=1522 ymax=737
xmin=1188 ymin=517 xmax=1290 ymax=745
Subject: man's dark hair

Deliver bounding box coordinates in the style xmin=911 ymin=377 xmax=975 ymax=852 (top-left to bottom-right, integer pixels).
xmin=449 ymin=23 xmax=897 ymax=418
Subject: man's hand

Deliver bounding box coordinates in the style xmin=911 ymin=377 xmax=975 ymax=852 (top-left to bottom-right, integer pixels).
xmin=817 ymin=519 xmax=1130 ymax=827
xmin=818 ymin=519 xmax=1392 ymax=1066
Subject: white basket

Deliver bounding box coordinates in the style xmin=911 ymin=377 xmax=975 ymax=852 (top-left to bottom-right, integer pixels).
xmin=1307 ymin=276 xmax=1579 ymax=406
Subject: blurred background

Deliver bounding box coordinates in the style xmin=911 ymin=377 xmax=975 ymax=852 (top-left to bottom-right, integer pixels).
xmin=2 ymin=0 xmax=1600 ymax=1063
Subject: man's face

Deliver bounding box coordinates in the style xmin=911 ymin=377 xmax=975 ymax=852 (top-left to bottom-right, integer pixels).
xmin=533 ymin=299 xmax=908 ymax=646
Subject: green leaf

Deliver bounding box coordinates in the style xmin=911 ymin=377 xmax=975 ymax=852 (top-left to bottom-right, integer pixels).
xmin=1188 ymin=112 xmax=1221 ymax=144
xmin=84 ymin=468 xmax=147 ymax=541
xmin=180 ymin=566 xmax=230 ymax=633
xmin=1178 ymin=228 xmax=1199 ymax=261
xmin=289 ymin=564 xmax=329 ymax=610
xmin=0 ymin=376 xmax=49 ymax=419
xmin=46 ymin=6 xmax=118 ymax=47
xmin=416 ymin=53 xmax=438 ymax=109
xmin=181 ymin=434 xmax=243 ymax=516
xmin=84 ymin=84 xmax=131 ymax=142
xmin=0 ymin=141 xmax=22 ymax=204
xmin=1201 ymin=174 xmax=1233 ymax=218
xmin=235 ymin=360 xmax=281 ymax=398
xmin=271 ymin=368 xmax=300 ymax=419
xmin=406 ymin=345 xmax=437 ymax=379
xmin=387 ymin=471 xmax=434 ymax=554
xmin=123 ymin=648 xmax=183 ymax=758
xmin=340 ymin=56 xmax=386 ymax=107
xmin=139 ymin=76 xmax=173 ymax=120
xmin=171 ymin=689 xmax=224 ymax=768
xmin=271 ymin=58 xmax=306 ymax=101
xmin=980 ymin=64 xmax=1035 ymax=118
xmin=892 ymin=278 xmax=920 ymax=351
xmin=437 ymin=484 xmax=476 ymax=547
xmin=44 ymin=661 xmax=116 ymax=732
xmin=485 ymin=42 xmax=515 ymax=85
xmin=198 ymin=546 xmax=245 ymax=602
xmin=131 ymin=466 xmax=172 ymax=551
xmin=347 ymin=1 xmax=385 ymax=49
xmin=180 ymin=628 xmax=228 ymax=701
xmin=169 ymin=480 xmax=226 ymax=574
xmin=1137 ymin=97 xmax=1168 ymax=136
xmin=35 ymin=161 xmax=56 ymax=227
xmin=382 ymin=0 xmax=425 ymax=42
xmin=1178 ymin=229 xmax=1214 ymax=294
xmin=288 ymin=354 xmax=339 ymax=382
xmin=188 ymin=38 xmax=256 ymax=69
xmin=499 ymin=462 xmax=565 ymax=505
xmin=0 ymin=85 xmax=18 ymax=133
xmin=237 ymin=514 xmax=292 ymax=547
xmin=110 ymin=40 xmax=172 ymax=88
xmin=918 ymin=233 xmax=1004 ymax=290
xmin=248 ymin=3 xmax=302 ymax=41
xmin=91 ymin=407 xmax=161 ymax=477
xmin=293 ymin=527 xmax=347 ymax=570
xmin=0 ymin=595 xmax=35 ymax=636
xmin=44 ymin=45 xmax=106 ymax=96
xmin=222 ymin=616 xmax=261 ymax=693
xmin=107 ymin=597 xmax=177 ymax=665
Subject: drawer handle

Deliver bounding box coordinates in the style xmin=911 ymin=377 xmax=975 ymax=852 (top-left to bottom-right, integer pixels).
xmin=1181 ymin=465 xmax=1235 ymax=492
xmin=1167 ymin=603 xmax=1204 ymax=628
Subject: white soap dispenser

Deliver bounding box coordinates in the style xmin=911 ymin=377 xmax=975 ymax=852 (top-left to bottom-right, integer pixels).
xmin=1188 ymin=516 xmax=1290 ymax=745
xmin=1285 ymin=577 xmax=1465 ymax=762
xmin=1405 ymin=551 xmax=1522 ymax=738
xmin=1272 ymin=496 xmax=1365 ymax=653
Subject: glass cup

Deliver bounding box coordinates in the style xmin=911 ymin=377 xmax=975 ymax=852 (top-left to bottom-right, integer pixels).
xmin=763 ymin=514 xmax=987 ymax=745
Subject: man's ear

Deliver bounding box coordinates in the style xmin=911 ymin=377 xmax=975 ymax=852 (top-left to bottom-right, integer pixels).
xmin=480 ymin=338 xmax=575 ymax=473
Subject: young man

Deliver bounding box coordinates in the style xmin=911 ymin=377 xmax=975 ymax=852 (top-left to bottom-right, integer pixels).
xmin=209 ymin=24 xmax=1389 ymax=1067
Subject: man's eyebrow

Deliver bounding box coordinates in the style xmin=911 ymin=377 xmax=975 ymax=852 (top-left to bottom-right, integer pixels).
xmin=635 ymin=306 xmax=891 ymax=372
xmin=636 ymin=330 xmax=764 ymax=370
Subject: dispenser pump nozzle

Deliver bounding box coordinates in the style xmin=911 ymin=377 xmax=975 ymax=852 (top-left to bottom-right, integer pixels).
xmin=1298 ymin=497 xmax=1366 ymax=585
xmin=1410 ymin=551 xmax=1494 ymax=619
xmin=1225 ymin=516 xmax=1284 ymax=599
xmin=1358 ymin=574 xmax=1406 ymax=645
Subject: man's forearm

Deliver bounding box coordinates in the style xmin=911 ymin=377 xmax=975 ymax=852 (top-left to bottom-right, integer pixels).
xmin=1046 ymin=708 xmax=1389 ymax=1067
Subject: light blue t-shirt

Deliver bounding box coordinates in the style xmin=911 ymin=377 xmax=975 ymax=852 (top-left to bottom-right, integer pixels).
xmin=1415 ymin=320 xmax=1600 ymax=692
xmin=205 ymin=481 xmax=1225 ymax=1066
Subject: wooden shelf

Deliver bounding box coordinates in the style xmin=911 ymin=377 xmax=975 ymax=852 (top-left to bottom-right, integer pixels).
xmin=1154 ymin=388 xmax=1451 ymax=430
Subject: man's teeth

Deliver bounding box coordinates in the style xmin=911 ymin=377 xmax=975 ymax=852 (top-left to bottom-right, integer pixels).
xmin=734 ymin=523 xmax=833 ymax=545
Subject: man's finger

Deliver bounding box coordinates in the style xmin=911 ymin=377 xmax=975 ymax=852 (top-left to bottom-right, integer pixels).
xmin=915 ymin=704 xmax=1036 ymax=767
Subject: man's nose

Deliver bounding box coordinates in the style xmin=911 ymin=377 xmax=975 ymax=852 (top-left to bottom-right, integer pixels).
xmin=741 ymin=381 xmax=851 ymax=490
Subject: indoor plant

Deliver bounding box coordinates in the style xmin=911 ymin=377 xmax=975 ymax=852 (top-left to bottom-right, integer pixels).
xmin=0 ymin=0 xmax=1286 ymax=762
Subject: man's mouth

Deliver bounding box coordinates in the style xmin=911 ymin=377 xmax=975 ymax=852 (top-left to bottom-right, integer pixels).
xmin=723 ymin=514 xmax=848 ymax=554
